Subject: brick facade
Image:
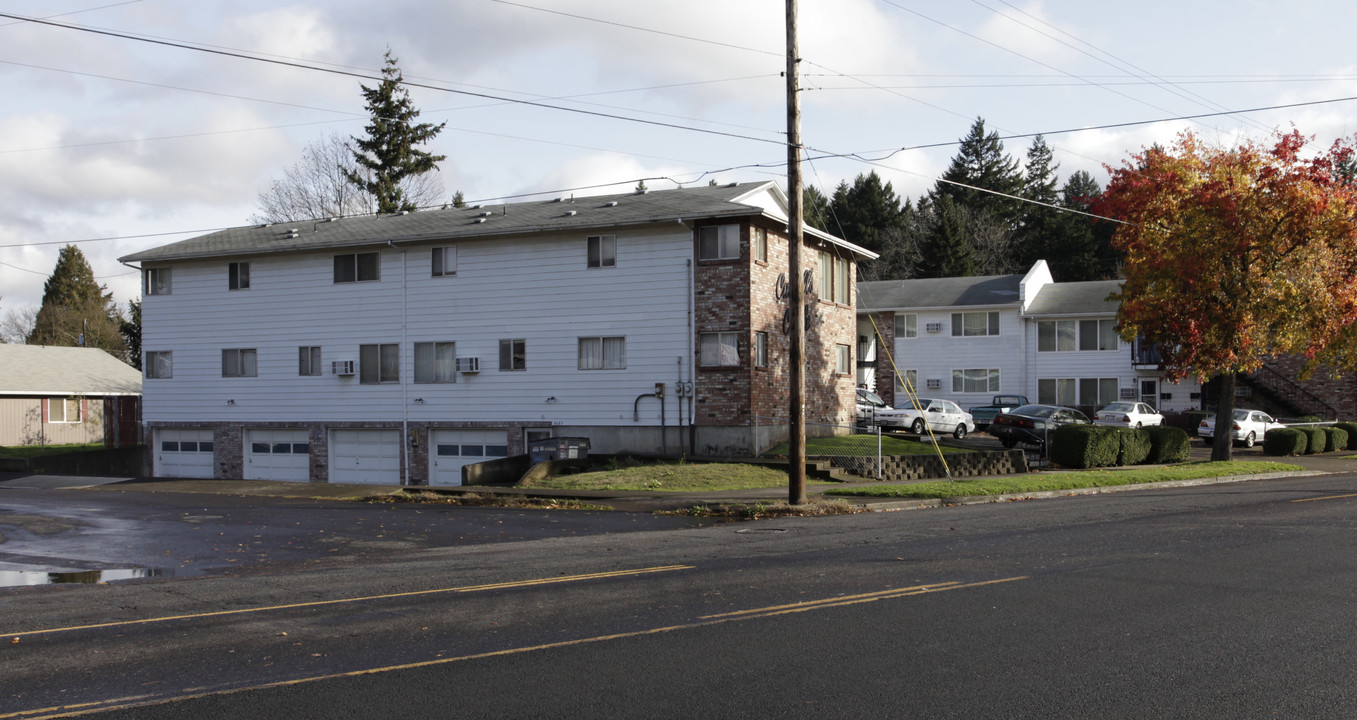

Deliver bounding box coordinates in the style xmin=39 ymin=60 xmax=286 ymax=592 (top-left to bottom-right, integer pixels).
xmin=870 ymin=312 xmax=898 ymax=406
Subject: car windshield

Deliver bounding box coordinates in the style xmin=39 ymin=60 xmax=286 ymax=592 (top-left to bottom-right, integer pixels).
xmin=1011 ymin=405 xmax=1056 ymax=418
xmin=858 ymin=390 xmax=886 ymax=407
xmin=1102 ymin=403 xmax=1135 ymax=412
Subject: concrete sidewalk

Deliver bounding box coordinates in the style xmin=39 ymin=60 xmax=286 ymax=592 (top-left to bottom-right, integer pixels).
xmin=11 ymin=445 xmax=1346 ymax=514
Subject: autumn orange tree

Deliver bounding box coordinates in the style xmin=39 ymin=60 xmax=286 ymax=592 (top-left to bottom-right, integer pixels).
xmin=1095 ymin=130 xmax=1357 ymax=460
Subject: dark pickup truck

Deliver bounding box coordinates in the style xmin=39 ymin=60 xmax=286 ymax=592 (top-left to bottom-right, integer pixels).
xmin=968 ymin=395 xmax=1030 ymax=430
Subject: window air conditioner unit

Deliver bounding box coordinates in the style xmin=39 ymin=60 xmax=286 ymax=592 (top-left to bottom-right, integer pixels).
xmin=1120 ymin=388 xmax=1137 ymax=399
xmin=455 ymin=357 xmax=480 ymax=373
xmin=332 ymin=360 xmax=355 ymax=376
xmin=1235 ymin=385 xmax=1252 ymax=397
xmin=926 ymin=378 xmax=942 ymax=390
xmin=924 ymin=322 xmax=943 ymax=333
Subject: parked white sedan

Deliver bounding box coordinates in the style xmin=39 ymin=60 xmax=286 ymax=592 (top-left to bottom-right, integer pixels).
xmin=1094 ymin=402 xmax=1164 ymax=428
xmin=1199 ymin=409 xmax=1285 ymax=447
xmin=887 ymin=397 xmax=977 ymax=440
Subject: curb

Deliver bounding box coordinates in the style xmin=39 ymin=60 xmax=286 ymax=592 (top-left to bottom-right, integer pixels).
xmin=858 ymin=470 xmax=1325 ymax=511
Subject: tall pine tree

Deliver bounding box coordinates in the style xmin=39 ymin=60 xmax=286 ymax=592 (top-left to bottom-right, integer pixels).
xmin=916 ymin=195 xmax=975 ymax=278
xmin=346 ymin=50 xmax=447 ymax=214
xmin=931 ymin=118 xmax=1024 ymax=229
xmin=1015 ymin=134 xmax=1063 ymax=269
xmin=27 ymin=245 xmax=127 ymax=360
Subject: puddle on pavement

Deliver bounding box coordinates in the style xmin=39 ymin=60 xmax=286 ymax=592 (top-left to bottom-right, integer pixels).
xmin=0 ymin=567 xmax=171 ymax=588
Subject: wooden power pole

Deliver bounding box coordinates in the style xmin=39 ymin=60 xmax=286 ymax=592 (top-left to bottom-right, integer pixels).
xmin=786 ymin=0 xmax=807 ymax=505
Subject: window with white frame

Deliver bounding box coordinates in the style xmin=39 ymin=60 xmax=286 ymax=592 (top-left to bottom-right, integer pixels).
xmin=414 ymin=342 xmax=457 ymax=383
xmin=587 ymin=235 xmax=616 ymax=268
xmin=144 ymin=267 xmax=171 ymax=295
xmin=1038 ymin=378 xmax=1078 ymax=405
xmin=835 ymin=344 xmax=851 ymax=374
xmin=819 ymin=251 xmax=850 ymax=304
xmin=222 ymin=348 xmax=258 ymax=377
xmin=1038 ymin=320 xmax=1077 ymax=351
xmin=334 ymin=252 xmax=380 ymax=283
xmin=499 ymin=339 xmax=526 ymax=371
xmin=952 ymin=368 xmax=1000 ymax=393
xmin=299 ymin=346 xmax=322 ymax=376
xmin=699 ymin=332 xmax=739 ymax=367
xmin=432 ymin=246 xmax=457 ymax=277
xmin=753 ymin=227 xmax=768 ymax=262
xmin=360 ymin=343 xmax=399 ymax=383
xmin=952 ymin=311 xmax=1000 ymax=337
xmin=754 ymin=332 xmax=769 ymax=367
xmin=1079 ymin=377 xmax=1120 ymax=406
xmin=228 ymin=262 xmax=250 ymax=290
xmin=893 ymin=369 xmax=919 ymax=394
xmin=698 ymin=225 xmax=740 ymax=260
xmin=48 ymin=397 xmax=81 ymax=423
xmin=1079 ymin=319 xmax=1119 ymax=351
xmin=895 ymin=313 xmax=917 ymax=339
xmin=578 ymin=337 xmax=625 ymax=370
xmin=145 ymin=351 xmax=172 ymax=378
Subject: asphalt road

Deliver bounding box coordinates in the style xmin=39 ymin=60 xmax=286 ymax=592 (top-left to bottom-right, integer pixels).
xmin=3 ymin=472 xmax=1356 ymax=718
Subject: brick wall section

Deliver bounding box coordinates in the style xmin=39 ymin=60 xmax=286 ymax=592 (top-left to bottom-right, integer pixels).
xmin=1251 ymin=357 xmax=1357 ymax=419
xmin=871 ymin=312 xmax=897 ymax=406
xmin=693 ymin=218 xmax=858 ymax=434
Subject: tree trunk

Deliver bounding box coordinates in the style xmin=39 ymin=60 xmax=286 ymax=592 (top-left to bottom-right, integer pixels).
xmin=1211 ymin=373 xmax=1235 ymax=462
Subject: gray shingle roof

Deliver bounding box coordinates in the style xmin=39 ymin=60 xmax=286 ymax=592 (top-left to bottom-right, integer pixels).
xmin=0 ymin=345 xmax=142 ymax=396
xmin=121 ymin=181 xmax=872 ymax=263
xmin=1023 ymin=280 xmax=1121 ymax=316
xmin=858 ymin=274 xmax=1025 ymax=311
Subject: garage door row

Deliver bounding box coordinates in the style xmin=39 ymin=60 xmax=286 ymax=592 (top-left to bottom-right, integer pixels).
xmin=154 ymin=428 xmax=508 ymax=486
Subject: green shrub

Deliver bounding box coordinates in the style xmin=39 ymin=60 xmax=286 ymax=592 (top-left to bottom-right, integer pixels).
xmin=1142 ymin=425 xmax=1191 ymax=464
xmin=1116 ymin=428 xmax=1152 ymax=466
xmin=1334 ymin=422 xmax=1357 ymax=449
xmin=1050 ymin=425 xmax=1120 ymax=468
xmin=1263 ymin=428 xmax=1308 ymax=456
xmin=1323 ymin=427 xmax=1348 ymax=453
xmin=1303 ymin=427 xmax=1328 ymax=454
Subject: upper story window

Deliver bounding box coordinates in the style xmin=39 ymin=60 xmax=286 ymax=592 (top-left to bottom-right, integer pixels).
xmin=334 ymin=252 xmax=380 ymax=283
xmin=753 ymin=227 xmax=768 ymax=262
xmin=145 ymin=351 xmax=172 ymax=378
xmin=1038 ymin=320 xmax=1076 ymax=351
xmin=578 ymin=337 xmax=625 ymax=370
xmin=299 ymin=346 xmax=322 ymax=376
xmin=414 ymin=341 xmax=457 ymax=383
xmin=222 ymin=348 xmax=258 ymax=377
xmin=228 ymin=262 xmax=250 ymax=290
xmin=432 ymin=246 xmax=457 ymax=277
xmin=699 ymin=332 xmax=739 ymax=367
xmin=144 ymin=267 xmax=171 ymax=296
xmin=1079 ymin=319 xmax=1119 ymax=351
xmin=698 ymin=225 xmax=739 ymax=260
xmin=587 ymin=235 xmax=616 ymax=268
xmin=952 ymin=311 xmax=1000 ymax=337
xmin=1039 ymin=319 xmax=1118 ymax=351
xmin=895 ymin=313 xmax=917 ymax=339
xmin=819 ymin=251 xmax=850 ymax=304
xmin=360 ymin=343 xmax=399 ymax=383
xmin=499 ymin=339 xmax=526 ymax=371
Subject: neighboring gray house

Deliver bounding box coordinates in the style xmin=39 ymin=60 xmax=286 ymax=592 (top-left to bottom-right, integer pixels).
xmin=0 ymin=344 xmax=142 ymax=447
xmin=857 ymin=261 xmax=1202 ymax=415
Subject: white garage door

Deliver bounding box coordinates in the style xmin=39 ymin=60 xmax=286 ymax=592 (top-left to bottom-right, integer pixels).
xmin=246 ymin=429 xmax=311 ymax=482
xmin=430 ymin=429 xmax=508 ymax=486
xmin=329 ymin=429 xmax=402 ymax=485
xmin=155 ymin=428 xmax=214 ymax=478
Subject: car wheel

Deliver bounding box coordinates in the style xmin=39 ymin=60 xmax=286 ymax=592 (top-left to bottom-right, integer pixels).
xmin=1135 ymin=422 xmax=1143 ymax=429
xmin=911 ymin=418 xmax=926 ymax=435
xmin=953 ymin=424 xmax=967 ymax=440
xmin=1000 ymin=438 xmax=1017 ymax=449
xmin=1244 ymin=431 xmax=1256 ymax=448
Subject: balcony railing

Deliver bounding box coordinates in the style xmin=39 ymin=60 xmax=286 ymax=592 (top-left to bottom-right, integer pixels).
xmin=1131 ymin=338 xmax=1162 ymax=367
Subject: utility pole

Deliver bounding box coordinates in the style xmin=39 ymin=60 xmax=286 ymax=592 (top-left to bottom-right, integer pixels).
xmin=786 ymin=0 xmax=807 ymax=505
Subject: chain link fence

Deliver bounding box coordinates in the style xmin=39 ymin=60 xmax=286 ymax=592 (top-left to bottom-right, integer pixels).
xmin=753 ymin=416 xmax=882 ymax=480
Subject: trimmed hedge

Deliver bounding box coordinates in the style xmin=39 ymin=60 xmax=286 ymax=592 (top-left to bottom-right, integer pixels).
xmin=1303 ymin=427 xmax=1328 ymax=454
xmin=1335 ymin=422 xmax=1357 ymax=450
xmin=1116 ymin=427 xmax=1152 ymax=466
xmin=1323 ymin=427 xmax=1349 ymax=453
xmin=1050 ymin=425 xmax=1120 ymax=469
xmin=1143 ymin=425 xmax=1191 ymax=464
xmin=1263 ymin=428 xmax=1307 ymax=456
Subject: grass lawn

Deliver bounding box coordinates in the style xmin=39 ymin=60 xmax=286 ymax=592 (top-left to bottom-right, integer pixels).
xmin=824 ymin=460 xmax=1306 ymax=499
xmin=518 ymin=460 xmax=805 ymax=492
xmin=762 ymin=434 xmax=973 ymax=457
xmin=0 ymin=443 xmax=104 ymax=460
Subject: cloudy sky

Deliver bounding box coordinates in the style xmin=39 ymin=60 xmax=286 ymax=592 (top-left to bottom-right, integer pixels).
xmin=2 ymin=0 xmax=1355 ymax=318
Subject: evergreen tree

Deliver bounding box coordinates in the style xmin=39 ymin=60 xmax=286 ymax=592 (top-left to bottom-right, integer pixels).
xmin=1051 ymin=170 xmax=1117 ymax=280
xmin=1015 ymin=134 xmax=1062 ymax=268
xmin=828 ymin=171 xmax=906 ymax=255
xmin=27 ymin=245 xmax=127 ymax=360
xmin=931 ymin=118 xmax=1024 ymax=228
xmin=916 ymin=195 xmax=975 ymax=278
xmin=346 ymin=50 xmax=447 ymax=214
xmin=121 ymin=299 xmax=141 ymax=370
xmin=802 ymin=185 xmax=831 ymax=232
